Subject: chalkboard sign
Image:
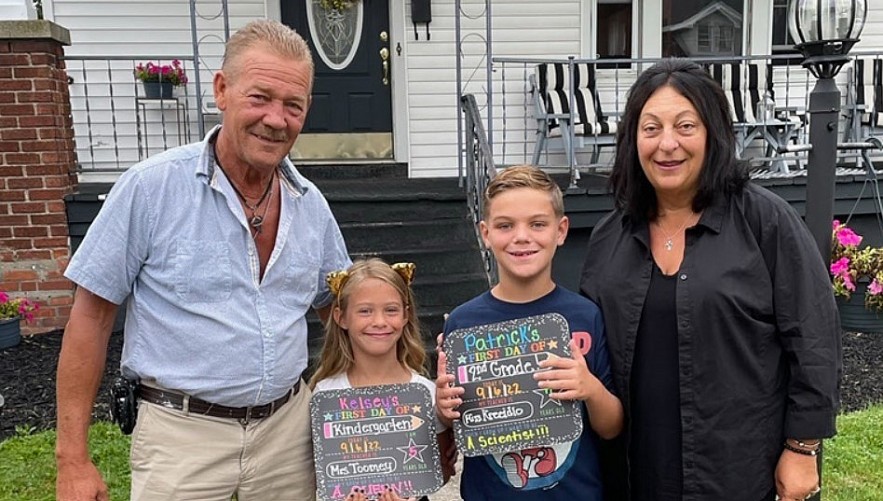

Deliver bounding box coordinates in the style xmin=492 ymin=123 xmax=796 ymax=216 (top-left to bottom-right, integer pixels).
xmin=310 ymin=383 xmax=444 ymax=500
xmin=443 ymin=312 xmax=583 ymax=457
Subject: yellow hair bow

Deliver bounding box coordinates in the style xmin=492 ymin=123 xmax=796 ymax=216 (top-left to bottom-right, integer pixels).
xmin=326 ymin=270 xmax=350 ymax=298
xmin=391 ymin=262 xmax=416 ymax=286
xmin=326 ymin=262 xmax=417 ymax=298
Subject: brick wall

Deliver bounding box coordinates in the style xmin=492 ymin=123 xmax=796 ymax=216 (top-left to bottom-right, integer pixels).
xmin=0 ymin=21 xmax=75 ymax=334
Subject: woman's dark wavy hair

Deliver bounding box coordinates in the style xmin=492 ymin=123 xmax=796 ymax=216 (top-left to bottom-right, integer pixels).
xmin=608 ymin=58 xmax=749 ymax=220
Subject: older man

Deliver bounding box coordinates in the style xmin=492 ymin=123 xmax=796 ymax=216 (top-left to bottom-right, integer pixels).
xmin=55 ymin=19 xmax=350 ymax=500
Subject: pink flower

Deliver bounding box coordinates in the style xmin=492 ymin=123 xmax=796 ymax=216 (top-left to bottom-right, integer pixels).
xmin=869 ymin=280 xmax=883 ymax=295
xmin=843 ymin=274 xmax=856 ymax=292
xmin=135 ymin=60 xmax=188 ymax=86
xmin=836 ymin=226 xmax=862 ymax=247
xmin=830 ymin=257 xmax=850 ymax=277
xmin=0 ymin=292 xmax=39 ymax=323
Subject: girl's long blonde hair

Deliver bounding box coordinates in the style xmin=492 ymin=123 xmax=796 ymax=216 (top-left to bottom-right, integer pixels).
xmin=309 ymin=258 xmax=426 ymax=389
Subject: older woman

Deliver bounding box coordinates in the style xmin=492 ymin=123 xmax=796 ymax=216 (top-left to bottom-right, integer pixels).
xmin=580 ymin=59 xmax=840 ymax=500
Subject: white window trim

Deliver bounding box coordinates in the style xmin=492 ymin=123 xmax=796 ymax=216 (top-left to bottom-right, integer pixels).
xmin=582 ymin=0 xmax=640 ymax=60
xmin=583 ymin=0 xmax=774 ymax=59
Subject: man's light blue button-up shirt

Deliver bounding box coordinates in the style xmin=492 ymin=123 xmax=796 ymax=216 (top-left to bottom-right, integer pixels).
xmin=65 ymin=126 xmax=351 ymax=406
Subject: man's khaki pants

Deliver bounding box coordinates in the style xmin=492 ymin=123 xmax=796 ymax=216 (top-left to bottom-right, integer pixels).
xmin=129 ymin=384 xmax=315 ymax=501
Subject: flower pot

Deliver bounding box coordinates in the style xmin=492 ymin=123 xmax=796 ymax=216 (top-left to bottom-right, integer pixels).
xmin=836 ymin=288 xmax=883 ymax=333
xmin=142 ymin=81 xmax=174 ymax=99
xmin=0 ymin=317 xmax=21 ymax=350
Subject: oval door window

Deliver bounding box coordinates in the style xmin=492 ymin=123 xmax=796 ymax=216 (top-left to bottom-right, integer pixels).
xmin=306 ymin=1 xmax=364 ymax=70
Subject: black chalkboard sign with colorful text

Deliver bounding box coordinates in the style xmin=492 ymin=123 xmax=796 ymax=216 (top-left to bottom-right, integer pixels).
xmin=310 ymin=383 xmax=443 ymax=500
xmin=443 ymin=312 xmax=583 ymax=457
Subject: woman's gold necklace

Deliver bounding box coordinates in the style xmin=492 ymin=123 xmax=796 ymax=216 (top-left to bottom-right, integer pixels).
xmin=656 ymin=214 xmax=695 ymax=251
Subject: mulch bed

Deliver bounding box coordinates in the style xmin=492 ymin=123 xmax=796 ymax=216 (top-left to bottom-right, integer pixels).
xmin=1 ymin=330 xmax=882 ymax=441
xmin=0 ymin=330 xmax=123 ymax=440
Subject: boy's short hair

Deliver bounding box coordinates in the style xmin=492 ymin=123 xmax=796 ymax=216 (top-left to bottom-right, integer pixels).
xmin=483 ymin=165 xmax=565 ymax=219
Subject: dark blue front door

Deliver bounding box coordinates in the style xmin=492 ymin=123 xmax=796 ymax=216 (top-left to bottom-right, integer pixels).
xmin=282 ymin=1 xmax=392 ymax=134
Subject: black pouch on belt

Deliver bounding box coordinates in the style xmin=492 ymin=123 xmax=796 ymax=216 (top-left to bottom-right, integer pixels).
xmin=109 ymin=375 xmax=138 ymax=435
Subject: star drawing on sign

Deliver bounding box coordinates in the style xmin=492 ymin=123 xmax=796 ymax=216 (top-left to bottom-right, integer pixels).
xmin=412 ymin=404 xmax=422 ymax=413
xmin=547 ymin=339 xmax=558 ymax=350
xmin=324 ymin=412 xmax=334 ymax=421
xmin=458 ymin=354 xmax=467 ymax=365
xmin=534 ymin=388 xmax=562 ymax=408
xmin=397 ymin=438 xmax=429 ymax=465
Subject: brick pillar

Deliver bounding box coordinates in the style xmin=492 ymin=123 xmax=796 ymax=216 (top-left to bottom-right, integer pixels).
xmin=0 ymin=20 xmax=75 ymax=334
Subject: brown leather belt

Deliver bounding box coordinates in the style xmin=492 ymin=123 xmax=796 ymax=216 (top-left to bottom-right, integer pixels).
xmin=137 ymin=380 xmax=300 ymax=421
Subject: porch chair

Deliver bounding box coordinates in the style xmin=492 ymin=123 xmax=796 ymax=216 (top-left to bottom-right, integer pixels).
xmin=705 ymin=62 xmax=759 ymax=155
xmin=704 ymin=62 xmax=805 ymax=172
xmin=843 ymin=56 xmax=883 ymax=141
xmin=530 ymin=62 xmax=618 ymax=168
xmin=841 ymin=55 xmax=883 ymax=170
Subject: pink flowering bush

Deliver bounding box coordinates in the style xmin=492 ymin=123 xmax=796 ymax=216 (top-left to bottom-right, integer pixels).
xmin=831 ymin=220 xmax=883 ymax=312
xmin=0 ymin=291 xmax=39 ymax=323
xmin=134 ymin=60 xmax=188 ymax=86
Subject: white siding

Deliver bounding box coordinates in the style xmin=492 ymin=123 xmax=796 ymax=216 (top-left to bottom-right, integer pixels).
xmin=855 ymin=2 xmax=883 ymax=52
xmin=403 ymin=0 xmax=583 ymax=177
xmin=44 ymin=0 xmax=263 ymax=179
xmin=41 ymin=0 xmax=883 ymax=179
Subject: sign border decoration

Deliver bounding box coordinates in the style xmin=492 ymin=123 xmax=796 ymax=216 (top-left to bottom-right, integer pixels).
xmin=310 ymin=382 xmax=444 ymax=500
xmin=443 ymin=312 xmax=584 ymax=457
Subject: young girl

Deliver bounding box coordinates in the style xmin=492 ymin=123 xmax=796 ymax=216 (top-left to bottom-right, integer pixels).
xmin=310 ymin=258 xmax=453 ymax=501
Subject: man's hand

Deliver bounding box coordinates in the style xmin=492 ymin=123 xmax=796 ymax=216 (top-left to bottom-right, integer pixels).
xmin=775 ymin=448 xmax=820 ymax=500
xmin=56 ymin=458 xmax=109 ymax=501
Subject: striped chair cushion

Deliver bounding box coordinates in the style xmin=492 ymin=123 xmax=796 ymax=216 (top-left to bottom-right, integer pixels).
xmin=705 ymin=62 xmax=744 ymax=123
xmin=535 ymin=63 xmax=617 ymax=136
xmin=704 ymin=62 xmax=801 ymax=126
xmin=855 ymin=57 xmax=883 ymax=128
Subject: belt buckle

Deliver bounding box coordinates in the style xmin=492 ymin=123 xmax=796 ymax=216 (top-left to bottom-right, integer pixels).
xmin=240 ymin=406 xmax=254 ymax=426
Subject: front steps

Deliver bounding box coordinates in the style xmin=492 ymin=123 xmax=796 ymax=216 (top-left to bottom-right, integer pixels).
xmin=308 ymin=176 xmax=490 ymax=371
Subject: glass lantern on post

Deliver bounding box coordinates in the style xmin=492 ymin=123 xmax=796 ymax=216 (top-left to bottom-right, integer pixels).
xmin=788 ymin=0 xmax=867 ymax=264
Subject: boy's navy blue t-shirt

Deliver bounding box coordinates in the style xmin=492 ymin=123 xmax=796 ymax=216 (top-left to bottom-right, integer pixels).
xmin=444 ymin=286 xmax=612 ymax=500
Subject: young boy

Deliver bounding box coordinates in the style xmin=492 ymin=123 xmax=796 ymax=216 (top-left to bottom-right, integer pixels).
xmin=435 ymin=165 xmax=623 ymax=500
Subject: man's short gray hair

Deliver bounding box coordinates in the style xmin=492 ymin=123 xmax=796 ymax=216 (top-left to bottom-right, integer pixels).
xmin=222 ymin=19 xmax=314 ymax=85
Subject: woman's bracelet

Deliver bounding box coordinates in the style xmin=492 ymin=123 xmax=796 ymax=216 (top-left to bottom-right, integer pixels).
xmin=783 ymin=438 xmax=821 ymax=456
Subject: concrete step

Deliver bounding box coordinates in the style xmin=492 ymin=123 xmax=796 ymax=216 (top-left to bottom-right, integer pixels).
xmin=330 ymin=199 xmax=469 ymax=224
xmin=340 ymin=218 xmax=476 ymax=253
xmin=350 ymin=246 xmax=486 ymax=277
xmin=410 ymin=272 xmax=489 ymax=307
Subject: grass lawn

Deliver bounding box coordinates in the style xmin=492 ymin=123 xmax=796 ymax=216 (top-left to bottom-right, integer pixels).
xmin=1 ymin=406 xmax=882 ymax=500
xmin=824 ymin=404 xmax=883 ymax=499
xmin=0 ymin=422 xmax=130 ymax=501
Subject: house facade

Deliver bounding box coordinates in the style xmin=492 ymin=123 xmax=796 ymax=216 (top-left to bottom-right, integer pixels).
xmin=41 ymin=0 xmax=883 ymax=181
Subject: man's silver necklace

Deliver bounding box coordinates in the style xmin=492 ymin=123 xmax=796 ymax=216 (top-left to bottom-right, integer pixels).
xmin=214 ymin=148 xmax=275 ymax=234
xmin=656 ymin=214 xmax=694 ymax=251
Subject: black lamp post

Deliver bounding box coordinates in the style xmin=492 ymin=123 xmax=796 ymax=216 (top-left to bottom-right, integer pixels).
xmin=789 ymin=0 xmax=867 ymax=263
xmin=789 ymin=4 xmax=866 ymax=498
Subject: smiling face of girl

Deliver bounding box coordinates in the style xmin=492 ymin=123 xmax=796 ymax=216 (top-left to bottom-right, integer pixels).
xmin=333 ymin=277 xmax=407 ymax=363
